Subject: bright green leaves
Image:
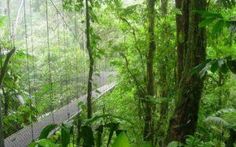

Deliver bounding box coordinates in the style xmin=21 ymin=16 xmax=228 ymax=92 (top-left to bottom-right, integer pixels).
xmin=198 ymin=11 xmax=226 ymax=36
xmin=29 ymin=139 xmax=58 ymax=147
xmin=112 ymin=132 xmax=130 ymax=147
xmin=0 ymin=16 xmax=6 ymax=28
xmin=30 ymin=123 xmax=73 ymax=147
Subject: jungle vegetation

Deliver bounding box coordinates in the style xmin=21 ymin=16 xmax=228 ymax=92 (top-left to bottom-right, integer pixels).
xmin=0 ymin=0 xmax=236 ymax=146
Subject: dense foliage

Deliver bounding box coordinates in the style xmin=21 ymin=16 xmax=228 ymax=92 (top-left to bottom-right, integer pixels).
xmin=0 ymin=0 xmax=236 ymax=147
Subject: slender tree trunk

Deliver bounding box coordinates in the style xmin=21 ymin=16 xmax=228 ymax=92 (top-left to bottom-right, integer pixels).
xmin=85 ymin=0 xmax=94 ymax=119
xmin=144 ymin=0 xmax=156 ymax=143
xmin=165 ymin=0 xmax=207 ymax=144
xmin=2 ymin=88 xmax=9 ymax=115
xmin=156 ymin=0 xmax=170 ymax=146
xmin=0 ymin=95 xmax=4 ymax=147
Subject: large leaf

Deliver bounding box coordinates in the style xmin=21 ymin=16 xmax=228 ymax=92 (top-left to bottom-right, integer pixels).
xmin=61 ymin=124 xmax=73 ymax=147
xmin=112 ymin=132 xmax=130 ymax=147
xmin=106 ymin=123 xmax=119 ymax=146
xmin=95 ymin=125 xmax=103 ymax=147
xmin=81 ymin=125 xmax=94 ymax=147
xmin=33 ymin=139 xmax=58 ymax=147
xmin=39 ymin=124 xmax=58 ymax=139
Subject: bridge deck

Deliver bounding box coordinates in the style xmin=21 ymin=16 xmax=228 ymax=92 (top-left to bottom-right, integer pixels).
xmin=4 ymin=82 xmax=115 ymax=147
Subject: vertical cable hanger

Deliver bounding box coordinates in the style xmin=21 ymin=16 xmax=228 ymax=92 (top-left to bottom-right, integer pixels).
xmin=61 ymin=6 xmax=70 ymax=118
xmin=23 ymin=0 xmax=35 ymax=141
xmin=23 ymin=0 xmax=31 ymax=102
xmin=46 ymin=0 xmax=55 ymax=123
xmin=57 ymin=12 xmax=63 ymax=107
xmin=29 ymin=0 xmax=36 ymax=90
xmin=29 ymin=0 xmax=35 ymax=141
xmin=64 ymin=22 xmax=70 ymax=119
xmin=73 ymin=10 xmax=79 ymax=98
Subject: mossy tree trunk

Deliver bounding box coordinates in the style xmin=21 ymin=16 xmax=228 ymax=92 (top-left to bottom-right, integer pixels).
xmin=85 ymin=0 xmax=94 ymax=119
xmin=156 ymin=0 xmax=172 ymax=146
xmin=165 ymin=0 xmax=207 ymax=144
xmin=143 ymin=0 xmax=156 ymax=144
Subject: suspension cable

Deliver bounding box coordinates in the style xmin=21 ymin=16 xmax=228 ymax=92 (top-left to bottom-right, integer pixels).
xmin=74 ymin=11 xmax=79 ymax=98
xmin=63 ymin=21 xmax=70 ymax=119
xmin=23 ymin=0 xmax=31 ymax=99
xmin=46 ymin=0 xmax=55 ymax=123
xmin=49 ymin=0 xmax=80 ymax=39
xmin=29 ymin=0 xmax=35 ymax=141
xmin=56 ymin=12 xmax=63 ymax=107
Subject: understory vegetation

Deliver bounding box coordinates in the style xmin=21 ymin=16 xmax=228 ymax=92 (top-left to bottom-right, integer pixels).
xmin=0 ymin=0 xmax=236 ymax=147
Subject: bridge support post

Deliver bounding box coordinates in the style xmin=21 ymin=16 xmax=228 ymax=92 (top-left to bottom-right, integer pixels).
xmin=0 ymin=93 xmax=5 ymax=147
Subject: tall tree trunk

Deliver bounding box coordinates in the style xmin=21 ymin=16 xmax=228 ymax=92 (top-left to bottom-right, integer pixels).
xmin=165 ymin=0 xmax=207 ymax=144
xmin=144 ymin=0 xmax=156 ymax=143
xmin=156 ymin=1 xmax=170 ymax=146
xmin=85 ymin=0 xmax=94 ymax=119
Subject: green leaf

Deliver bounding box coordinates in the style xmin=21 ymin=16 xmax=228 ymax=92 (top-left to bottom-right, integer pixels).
xmin=106 ymin=123 xmax=119 ymax=146
xmin=95 ymin=125 xmax=103 ymax=147
xmin=0 ymin=16 xmax=6 ymax=28
xmin=212 ymin=19 xmax=225 ymax=35
xmin=39 ymin=124 xmax=58 ymax=139
xmin=37 ymin=139 xmax=57 ymax=147
xmin=112 ymin=132 xmax=130 ymax=147
xmin=81 ymin=125 xmax=94 ymax=147
xmin=167 ymin=141 xmax=182 ymax=147
xmin=61 ymin=124 xmax=73 ymax=147
xmin=219 ymin=62 xmax=229 ymax=74
xmin=227 ymin=59 xmax=236 ymax=74
xmin=210 ymin=60 xmax=219 ymax=73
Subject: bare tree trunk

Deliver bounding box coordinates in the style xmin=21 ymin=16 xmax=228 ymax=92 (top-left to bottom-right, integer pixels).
xmin=165 ymin=0 xmax=207 ymax=144
xmin=143 ymin=0 xmax=156 ymax=144
xmin=85 ymin=0 xmax=94 ymax=119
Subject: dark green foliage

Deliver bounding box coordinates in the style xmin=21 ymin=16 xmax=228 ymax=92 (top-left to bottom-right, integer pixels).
xmin=61 ymin=124 xmax=73 ymax=147
xmin=193 ymin=57 xmax=236 ymax=77
xmin=39 ymin=124 xmax=58 ymax=139
xmin=81 ymin=125 xmax=95 ymax=147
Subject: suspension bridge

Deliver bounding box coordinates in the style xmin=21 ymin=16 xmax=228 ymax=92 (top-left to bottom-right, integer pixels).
xmin=0 ymin=0 xmax=116 ymax=146
xmin=4 ymin=74 xmax=116 ymax=147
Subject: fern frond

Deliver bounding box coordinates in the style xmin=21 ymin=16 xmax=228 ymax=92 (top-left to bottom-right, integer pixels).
xmin=205 ymin=116 xmax=230 ymax=128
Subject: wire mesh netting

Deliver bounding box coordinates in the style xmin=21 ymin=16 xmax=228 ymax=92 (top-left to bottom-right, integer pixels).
xmin=0 ymin=0 xmax=113 ymax=145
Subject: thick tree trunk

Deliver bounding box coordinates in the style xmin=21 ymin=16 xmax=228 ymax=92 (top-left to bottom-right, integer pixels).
xmin=143 ymin=0 xmax=156 ymax=143
xmin=165 ymin=0 xmax=206 ymax=144
xmin=175 ymin=0 xmax=190 ymax=83
xmin=85 ymin=0 xmax=94 ymax=119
